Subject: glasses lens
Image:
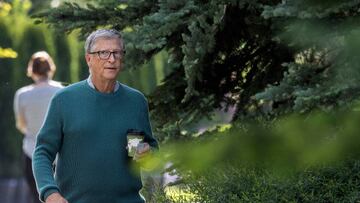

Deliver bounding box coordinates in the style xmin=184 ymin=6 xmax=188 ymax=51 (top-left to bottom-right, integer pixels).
xmin=99 ymin=51 xmax=110 ymax=59
xmin=113 ymin=51 xmax=123 ymax=59
xmin=95 ymin=50 xmax=124 ymax=59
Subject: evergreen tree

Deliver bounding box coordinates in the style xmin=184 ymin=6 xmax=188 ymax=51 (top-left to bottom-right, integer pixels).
xmin=256 ymin=0 xmax=360 ymax=116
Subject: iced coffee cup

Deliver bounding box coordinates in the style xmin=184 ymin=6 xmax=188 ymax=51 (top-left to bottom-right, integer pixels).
xmin=126 ymin=130 xmax=145 ymax=157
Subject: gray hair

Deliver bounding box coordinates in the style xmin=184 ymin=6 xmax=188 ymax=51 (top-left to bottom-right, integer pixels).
xmin=84 ymin=29 xmax=124 ymax=53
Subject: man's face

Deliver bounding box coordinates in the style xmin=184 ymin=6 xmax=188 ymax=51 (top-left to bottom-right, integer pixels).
xmin=85 ymin=38 xmax=123 ymax=81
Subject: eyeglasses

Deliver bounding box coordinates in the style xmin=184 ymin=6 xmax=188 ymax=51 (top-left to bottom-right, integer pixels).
xmin=88 ymin=50 xmax=125 ymax=60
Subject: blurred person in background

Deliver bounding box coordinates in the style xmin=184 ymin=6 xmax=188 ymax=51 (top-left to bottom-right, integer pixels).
xmin=13 ymin=51 xmax=63 ymax=203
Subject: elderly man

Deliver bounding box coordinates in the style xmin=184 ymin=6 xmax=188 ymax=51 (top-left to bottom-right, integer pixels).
xmin=33 ymin=29 xmax=158 ymax=203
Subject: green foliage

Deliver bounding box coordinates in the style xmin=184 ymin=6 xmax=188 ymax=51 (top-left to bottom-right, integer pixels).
xmin=144 ymin=158 xmax=360 ymax=202
xmin=143 ymin=105 xmax=360 ymax=176
xmin=172 ymin=160 xmax=360 ymax=203
xmin=141 ymin=106 xmax=360 ymax=202
xmin=256 ymin=0 xmax=360 ymax=116
xmin=27 ymin=0 xmax=51 ymax=15
xmin=0 ymin=0 xmax=28 ymax=177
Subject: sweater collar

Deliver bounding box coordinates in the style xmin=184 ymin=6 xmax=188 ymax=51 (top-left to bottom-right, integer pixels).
xmin=86 ymin=75 xmax=120 ymax=93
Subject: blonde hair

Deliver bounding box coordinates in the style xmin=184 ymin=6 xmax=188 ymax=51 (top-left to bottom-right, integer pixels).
xmin=27 ymin=51 xmax=56 ymax=79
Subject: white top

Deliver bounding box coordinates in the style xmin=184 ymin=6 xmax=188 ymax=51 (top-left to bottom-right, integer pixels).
xmin=14 ymin=80 xmax=63 ymax=158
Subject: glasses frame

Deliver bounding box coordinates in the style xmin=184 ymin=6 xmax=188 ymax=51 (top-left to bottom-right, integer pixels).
xmin=88 ymin=50 xmax=125 ymax=60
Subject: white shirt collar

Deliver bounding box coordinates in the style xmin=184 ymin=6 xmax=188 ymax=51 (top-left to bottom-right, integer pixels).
xmin=87 ymin=75 xmax=120 ymax=92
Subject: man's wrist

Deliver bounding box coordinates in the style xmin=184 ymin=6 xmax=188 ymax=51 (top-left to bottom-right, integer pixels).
xmin=45 ymin=192 xmax=68 ymax=203
xmin=43 ymin=188 xmax=60 ymax=202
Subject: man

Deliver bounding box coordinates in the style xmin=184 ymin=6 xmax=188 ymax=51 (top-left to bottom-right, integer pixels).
xmin=14 ymin=51 xmax=63 ymax=203
xmin=33 ymin=29 xmax=159 ymax=203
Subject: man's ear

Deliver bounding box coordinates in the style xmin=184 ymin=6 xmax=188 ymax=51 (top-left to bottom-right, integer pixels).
xmin=85 ymin=54 xmax=91 ymax=66
xmin=85 ymin=54 xmax=91 ymax=64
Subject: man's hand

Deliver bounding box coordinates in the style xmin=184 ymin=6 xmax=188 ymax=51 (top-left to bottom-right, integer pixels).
xmin=133 ymin=142 xmax=151 ymax=161
xmin=46 ymin=192 xmax=68 ymax=203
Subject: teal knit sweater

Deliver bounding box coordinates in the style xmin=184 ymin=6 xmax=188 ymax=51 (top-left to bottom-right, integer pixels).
xmin=32 ymin=80 xmax=158 ymax=203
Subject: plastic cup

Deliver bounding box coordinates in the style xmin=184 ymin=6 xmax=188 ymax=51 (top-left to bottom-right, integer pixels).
xmin=127 ymin=131 xmax=144 ymax=157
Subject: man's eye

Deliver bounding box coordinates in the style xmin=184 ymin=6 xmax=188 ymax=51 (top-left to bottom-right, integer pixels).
xmin=99 ymin=51 xmax=109 ymax=55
